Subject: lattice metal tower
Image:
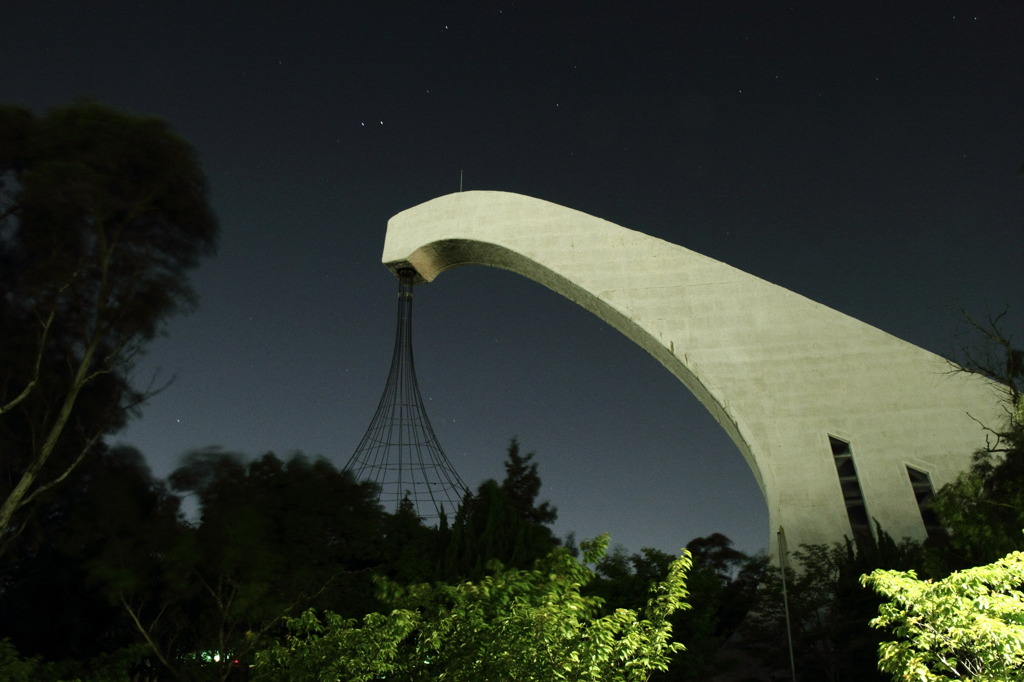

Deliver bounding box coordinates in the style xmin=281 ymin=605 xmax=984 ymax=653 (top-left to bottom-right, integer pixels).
xmin=344 ymin=268 xmax=469 ymax=524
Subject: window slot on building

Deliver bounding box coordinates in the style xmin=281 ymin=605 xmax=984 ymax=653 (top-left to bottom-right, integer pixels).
xmin=830 ymin=436 xmax=871 ymax=544
xmin=907 ymin=466 xmax=945 ymax=540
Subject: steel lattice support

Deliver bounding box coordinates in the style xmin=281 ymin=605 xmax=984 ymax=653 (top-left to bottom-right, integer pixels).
xmin=344 ymin=268 xmax=468 ymax=524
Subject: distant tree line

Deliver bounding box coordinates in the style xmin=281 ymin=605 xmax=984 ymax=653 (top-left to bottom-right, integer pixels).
xmin=0 ymin=436 xmax=765 ymax=681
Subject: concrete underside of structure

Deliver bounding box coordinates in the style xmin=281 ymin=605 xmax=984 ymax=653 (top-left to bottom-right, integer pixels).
xmin=382 ymin=190 xmax=1004 ymax=555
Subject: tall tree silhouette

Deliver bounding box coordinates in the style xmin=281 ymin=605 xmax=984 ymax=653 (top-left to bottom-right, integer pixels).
xmin=0 ymin=101 xmax=217 ymax=553
xmin=501 ymin=437 xmax=557 ymax=525
xmin=443 ymin=440 xmax=558 ymax=579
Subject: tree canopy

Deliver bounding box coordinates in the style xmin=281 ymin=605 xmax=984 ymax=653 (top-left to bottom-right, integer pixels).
xmin=0 ymin=101 xmax=217 ymax=553
xmin=441 ymin=439 xmax=559 ymax=579
xmin=862 ymin=548 xmax=1024 ymax=681
xmin=255 ymin=535 xmax=693 ymax=682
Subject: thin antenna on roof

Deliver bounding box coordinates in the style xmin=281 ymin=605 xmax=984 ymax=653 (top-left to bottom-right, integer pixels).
xmin=459 ymin=170 xmax=463 ymax=192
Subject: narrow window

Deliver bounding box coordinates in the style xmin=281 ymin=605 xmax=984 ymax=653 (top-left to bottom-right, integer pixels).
xmin=830 ymin=436 xmax=871 ymax=544
xmin=907 ymin=466 xmax=945 ymax=540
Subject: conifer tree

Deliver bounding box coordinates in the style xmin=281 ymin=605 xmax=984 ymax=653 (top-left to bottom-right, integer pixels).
xmin=442 ymin=440 xmax=558 ymax=579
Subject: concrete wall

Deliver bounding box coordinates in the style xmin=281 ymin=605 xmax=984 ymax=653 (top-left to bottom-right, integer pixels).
xmin=382 ymin=190 xmax=1005 ymax=555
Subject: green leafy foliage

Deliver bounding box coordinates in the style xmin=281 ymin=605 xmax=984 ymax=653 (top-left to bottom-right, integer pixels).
xmin=255 ymin=535 xmax=692 ymax=681
xmin=672 ymin=534 xmax=762 ymax=680
xmin=0 ymin=638 xmax=42 ymax=682
xmin=862 ymin=548 xmax=1024 ymax=681
xmin=0 ymin=642 xmax=157 ymax=682
xmin=588 ymin=533 xmax=760 ymax=681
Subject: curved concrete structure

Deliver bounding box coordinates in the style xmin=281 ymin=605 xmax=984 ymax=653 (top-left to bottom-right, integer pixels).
xmin=383 ymin=190 xmax=1004 ymax=554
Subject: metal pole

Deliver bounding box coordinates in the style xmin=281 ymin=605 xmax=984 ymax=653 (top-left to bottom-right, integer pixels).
xmin=778 ymin=526 xmax=798 ymax=682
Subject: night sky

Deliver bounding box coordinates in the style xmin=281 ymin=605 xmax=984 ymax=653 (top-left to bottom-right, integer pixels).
xmin=2 ymin=1 xmax=1021 ymax=556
